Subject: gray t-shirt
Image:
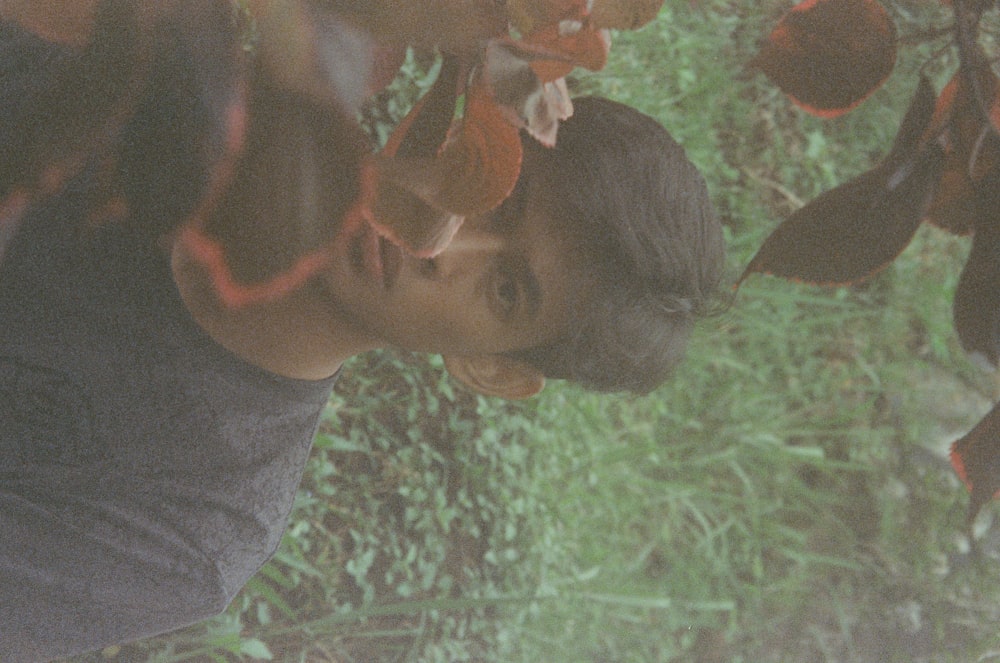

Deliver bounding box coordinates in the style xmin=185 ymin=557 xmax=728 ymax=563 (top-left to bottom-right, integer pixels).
xmin=0 ymin=176 xmax=337 ymax=660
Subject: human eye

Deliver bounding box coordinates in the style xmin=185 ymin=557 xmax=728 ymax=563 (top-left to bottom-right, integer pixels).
xmin=489 ymin=266 xmax=521 ymax=320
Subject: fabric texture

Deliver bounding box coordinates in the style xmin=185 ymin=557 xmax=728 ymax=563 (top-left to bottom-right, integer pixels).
xmin=0 ymin=175 xmax=338 ymax=661
xmin=0 ymin=25 xmax=338 ymax=659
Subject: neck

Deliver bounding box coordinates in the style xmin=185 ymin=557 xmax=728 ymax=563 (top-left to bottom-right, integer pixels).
xmin=171 ymin=240 xmax=376 ymax=381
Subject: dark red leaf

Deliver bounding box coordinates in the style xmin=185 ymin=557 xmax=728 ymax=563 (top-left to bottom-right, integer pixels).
xmin=368 ymin=45 xmax=408 ymax=96
xmin=952 ymin=130 xmax=1000 ymax=366
xmin=0 ymin=0 xmax=139 ymax=201
xmin=181 ymin=82 xmax=372 ymax=307
xmin=383 ymin=55 xmax=462 ymax=160
xmin=923 ymin=63 xmax=1000 ymax=235
xmin=591 ymin=0 xmax=665 ymax=30
xmin=251 ymin=0 xmax=376 ymax=113
xmin=0 ymin=191 xmax=30 ymax=267
xmin=366 ymin=57 xmax=466 ymax=258
xmin=953 ymin=216 xmax=1000 ymax=367
xmin=740 ymin=77 xmax=942 ymax=285
xmin=328 ymin=0 xmax=508 ymax=55
xmin=373 ymin=84 xmax=523 ymax=256
xmin=117 ymin=0 xmax=248 ymax=237
xmin=951 ymin=401 xmax=1000 ymax=523
xmin=752 ymin=0 xmax=897 ymax=118
xmin=925 ymin=169 xmax=978 ymax=236
xmin=484 ymin=38 xmax=574 ymax=146
xmin=522 ymin=19 xmax=611 ymax=82
xmin=369 ymin=57 xmax=491 ymax=257
xmin=174 ymin=1 xmax=376 ymax=307
xmin=507 ymin=0 xmax=589 ymax=35
xmin=0 ymin=0 xmax=99 ymax=48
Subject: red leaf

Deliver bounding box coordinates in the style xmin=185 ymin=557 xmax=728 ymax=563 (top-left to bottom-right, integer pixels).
xmin=740 ymin=77 xmax=942 ymax=285
xmin=924 ymin=65 xmax=1000 ymax=235
xmin=510 ymin=0 xmax=667 ymax=34
xmin=0 ymin=0 xmax=99 ymax=48
xmin=372 ymin=85 xmax=523 ymax=256
xmin=484 ymin=39 xmax=574 ymax=146
xmin=752 ymin=0 xmax=897 ymax=118
xmin=168 ymin=1 xmax=376 ymax=307
xmin=0 ymin=191 xmax=30 ymax=267
xmin=117 ymin=0 xmax=250 ymax=237
xmin=953 ymin=213 xmax=1000 ymax=367
xmin=367 ymin=57 xmax=466 ymax=258
xmin=0 ymin=0 xmax=139 ymax=201
xmin=591 ymin=0 xmax=665 ymax=30
xmin=951 ymin=401 xmax=1000 ymax=523
xmin=416 ymin=86 xmax=524 ymax=216
xmin=329 ymin=0 xmax=508 ymax=55
xmin=952 ymin=130 xmax=1000 ymax=367
xmin=507 ymin=0 xmax=589 ymax=35
xmin=181 ymin=86 xmax=373 ymax=306
xmin=522 ymin=19 xmax=611 ymax=82
xmin=383 ymin=56 xmax=463 ymax=159
xmin=249 ymin=0 xmax=376 ymax=113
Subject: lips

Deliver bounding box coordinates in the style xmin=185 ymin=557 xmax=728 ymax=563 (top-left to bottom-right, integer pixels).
xmin=349 ymin=221 xmax=402 ymax=289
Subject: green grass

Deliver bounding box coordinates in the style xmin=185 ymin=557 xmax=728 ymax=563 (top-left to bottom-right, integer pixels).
xmin=71 ymin=2 xmax=1000 ymax=662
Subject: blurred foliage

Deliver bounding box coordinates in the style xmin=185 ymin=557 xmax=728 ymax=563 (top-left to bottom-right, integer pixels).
xmin=77 ymin=2 xmax=1000 ymax=662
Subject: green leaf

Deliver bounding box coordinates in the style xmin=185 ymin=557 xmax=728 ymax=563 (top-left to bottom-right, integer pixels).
xmin=239 ymin=637 xmax=274 ymax=660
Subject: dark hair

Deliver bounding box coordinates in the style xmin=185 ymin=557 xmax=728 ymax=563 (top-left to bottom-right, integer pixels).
xmin=507 ymin=96 xmax=725 ymax=394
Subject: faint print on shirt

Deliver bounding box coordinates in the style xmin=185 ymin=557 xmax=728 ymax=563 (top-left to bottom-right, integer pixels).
xmin=0 ymin=357 xmax=98 ymax=468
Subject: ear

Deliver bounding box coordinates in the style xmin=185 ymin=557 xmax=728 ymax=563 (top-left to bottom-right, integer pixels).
xmin=443 ymin=354 xmax=545 ymax=400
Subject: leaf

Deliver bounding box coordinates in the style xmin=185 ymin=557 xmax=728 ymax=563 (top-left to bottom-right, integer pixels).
xmin=414 ymin=84 xmax=524 ymax=215
xmin=507 ymin=0 xmax=589 ymax=35
xmin=953 ymin=215 xmax=1000 ymax=367
xmin=117 ymin=0 xmax=248 ymax=237
xmin=0 ymin=0 xmax=99 ymax=48
xmin=238 ymin=637 xmax=274 ymax=660
xmin=249 ymin=0 xmax=375 ymax=112
xmin=0 ymin=0 xmax=139 ymax=200
xmin=951 ymin=401 xmax=1000 ymax=523
xmin=924 ymin=65 xmax=1000 ymax=234
xmin=167 ymin=1 xmax=380 ymax=307
xmin=752 ymin=0 xmax=897 ymax=118
xmin=384 ymin=56 xmax=463 ymax=159
xmin=372 ymin=83 xmax=523 ymax=255
xmin=181 ymin=81 xmax=372 ymax=307
xmin=330 ymin=0 xmax=507 ymax=55
xmin=522 ymin=18 xmax=611 ymax=82
xmin=505 ymin=0 xmax=610 ymax=81
xmin=484 ymin=39 xmax=575 ymax=146
xmin=591 ymin=0 xmax=665 ymax=30
xmin=740 ymin=76 xmax=943 ymax=285
xmin=366 ymin=180 xmax=464 ymax=259
xmin=368 ymin=45 xmax=408 ymax=96
xmin=952 ymin=131 xmax=1000 ymax=366
xmin=368 ymin=56 xmax=467 ymax=256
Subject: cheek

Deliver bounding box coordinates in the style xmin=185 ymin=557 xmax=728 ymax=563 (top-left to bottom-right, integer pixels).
xmin=386 ymin=293 xmax=500 ymax=353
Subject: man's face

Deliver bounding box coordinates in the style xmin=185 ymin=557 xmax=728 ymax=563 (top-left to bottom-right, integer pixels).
xmin=314 ymin=184 xmax=583 ymax=359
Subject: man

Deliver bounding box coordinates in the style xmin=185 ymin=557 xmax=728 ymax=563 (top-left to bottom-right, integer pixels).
xmin=0 ymin=14 xmax=725 ymax=663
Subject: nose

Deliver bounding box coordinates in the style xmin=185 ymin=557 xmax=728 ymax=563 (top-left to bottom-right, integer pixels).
xmin=415 ymin=224 xmax=507 ymax=281
xmin=440 ymin=227 xmax=506 ymax=256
